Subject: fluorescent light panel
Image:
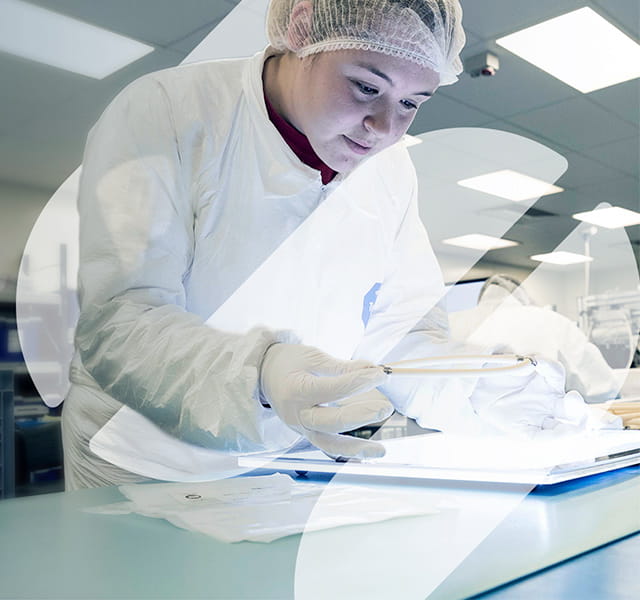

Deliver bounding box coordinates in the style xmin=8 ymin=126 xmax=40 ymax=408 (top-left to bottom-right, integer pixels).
xmin=457 ymin=170 xmax=563 ymax=202
xmin=530 ymin=251 xmax=593 ymax=265
xmin=573 ymin=207 xmax=640 ymax=229
xmin=443 ymin=234 xmax=519 ymax=251
xmin=497 ymin=7 xmax=640 ymax=94
xmin=0 ymin=0 xmax=154 ymax=79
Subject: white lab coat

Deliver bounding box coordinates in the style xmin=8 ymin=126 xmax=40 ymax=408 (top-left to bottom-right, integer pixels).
xmin=62 ymin=49 xmax=445 ymax=487
xmin=449 ymin=294 xmax=620 ymax=402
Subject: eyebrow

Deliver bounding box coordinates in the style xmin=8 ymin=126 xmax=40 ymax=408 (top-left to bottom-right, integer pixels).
xmin=355 ymin=62 xmax=433 ymax=97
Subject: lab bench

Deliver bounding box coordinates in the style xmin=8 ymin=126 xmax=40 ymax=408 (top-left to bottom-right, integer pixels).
xmin=1 ymin=465 xmax=640 ymax=599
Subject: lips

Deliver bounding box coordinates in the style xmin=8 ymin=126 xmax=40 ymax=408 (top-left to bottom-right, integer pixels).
xmin=343 ymin=135 xmax=373 ymax=155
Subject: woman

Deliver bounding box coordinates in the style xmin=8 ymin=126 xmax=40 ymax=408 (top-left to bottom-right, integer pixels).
xmin=63 ymin=0 xmax=583 ymax=489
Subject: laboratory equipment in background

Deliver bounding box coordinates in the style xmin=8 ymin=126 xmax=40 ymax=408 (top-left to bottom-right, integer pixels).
xmin=0 ymin=305 xmax=64 ymax=496
xmin=578 ymin=290 xmax=640 ymax=369
xmin=16 ymin=242 xmax=78 ymax=409
xmin=575 ymin=218 xmax=640 ymax=370
xmin=1 ymin=310 xmax=51 ymax=419
xmin=5 ymin=240 xmax=72 ymax=495
xmin=0 ymin=368 xmax=15 ymax=498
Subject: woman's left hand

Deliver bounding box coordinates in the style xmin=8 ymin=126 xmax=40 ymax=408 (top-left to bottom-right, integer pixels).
xmin=470 ymin=357 xmax=590 ymax=436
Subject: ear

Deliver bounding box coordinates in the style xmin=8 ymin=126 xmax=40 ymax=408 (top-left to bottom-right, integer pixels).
xmin=286 ymin=0 xmax=313 ymax=51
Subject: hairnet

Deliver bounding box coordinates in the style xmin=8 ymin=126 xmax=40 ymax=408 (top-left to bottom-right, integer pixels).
xmin=266 ymin=0 xmax=466 ymax=85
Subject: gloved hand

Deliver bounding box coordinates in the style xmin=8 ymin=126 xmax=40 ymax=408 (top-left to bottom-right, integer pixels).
xmin=470 ymin=357 xmax=590 ymax=437
xmin=260 ymin=343 xmax=393 ymax=459
xmin=376 ymin=332 xmax=481 ymax=423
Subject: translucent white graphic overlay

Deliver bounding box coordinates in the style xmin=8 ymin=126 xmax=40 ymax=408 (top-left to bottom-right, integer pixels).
xmin=14 ymin=2 xmax=640 ymax=598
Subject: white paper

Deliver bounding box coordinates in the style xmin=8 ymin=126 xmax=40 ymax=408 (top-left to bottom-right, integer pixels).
xmin=86 ymin=474 xmax=449 ymax=543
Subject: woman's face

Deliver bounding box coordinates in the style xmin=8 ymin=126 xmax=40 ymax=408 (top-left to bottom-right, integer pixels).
xmin=289 ymin=49 xmax=440 ymax=172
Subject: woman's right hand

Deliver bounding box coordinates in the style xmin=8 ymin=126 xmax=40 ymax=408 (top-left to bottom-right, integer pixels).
xmin=259 ymin=343 xmax=393 ymax=459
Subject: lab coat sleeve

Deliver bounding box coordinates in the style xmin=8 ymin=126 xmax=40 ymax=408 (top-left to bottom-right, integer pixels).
xmin=74 ymin=75 xmax=297 ymax=454
xmin=457 ymin=304 xmax=620 ymax=401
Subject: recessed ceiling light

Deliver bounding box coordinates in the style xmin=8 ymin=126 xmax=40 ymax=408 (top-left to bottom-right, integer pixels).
xmin=0 ymin=0 xmax=154 ymax=79
xmin=442 ymin=234 xmax=519 ymax=251
xmin=402 ymin=134 xmax=423 ymax=147
xmin=573 ymin=207 xmax=640 ymax=229
xmin=530 ymin=251 xmax=593 ymax=265
xmin=497 ymin=7 xmax=640 ymax=93
xmin=457 ymin=170 xmax=563 ymax=201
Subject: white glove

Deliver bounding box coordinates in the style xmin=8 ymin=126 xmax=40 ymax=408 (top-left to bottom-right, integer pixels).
xmin=377 ymin=333 xmax=484 ymax=433
xmin=470 ymin=357 xmax=590 ymax=437
xmin=260 ymin=343 xmax=393 ymax=459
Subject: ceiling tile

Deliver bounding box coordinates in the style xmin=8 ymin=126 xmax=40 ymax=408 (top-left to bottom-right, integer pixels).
xmin=445 ymin=51 xmax=578 ymax=118
xmin=1 ymin=39 xmax=188 ymax=136
xmin=0 ymin=53 xmax=79 ymax=135
xmin=462 ymin=29 xmax=481 ymax=47
xmin=582 ymin=137 xmax=640 ymax=179
xmin=459 ymin=0 xmax=586 ymax=39
xmin=27 ymin=0 xmax=238 ymax=47
xmin=480 ymin=119 xmax=545 ymax=139
xmin=169 ymin=0 xmax=269 ymax=55
xmin=1 ymin=46 xmax=185 ymax=137
xmin=534 ymin=189 xmax=616 ymax=216
xmin=0 ymin=47 xmax=184 ymax=189
xmin=556 ymin=151 xmax=633 ymax=189
xmin=168 ymin=21 xmax=222 ymax=55
xmin=479 ymin=120 xmax=595 ymax=182
xmin=504 ymin=215 xmax=574 ymax=245
xmin=409 ymin=94 xmax=494 ymax=135
xmin=507 ymin=97 xmax=634 ymax=152
xmin=593 ymin=0 xmax=640 ymax=38
xmin=574 ymin=175 xmax=640 ymax=210
xmin=588 ymin=78 xmax=640 ymax=125
xmin=0 ymin=123 xmax=83 ymax=191
xmin=492 ymin=215 xmax=579 ymax=269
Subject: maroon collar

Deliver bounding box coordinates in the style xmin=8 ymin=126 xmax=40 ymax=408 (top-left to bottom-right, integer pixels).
xmin=264 ymin=93 xmax=337 ymax=185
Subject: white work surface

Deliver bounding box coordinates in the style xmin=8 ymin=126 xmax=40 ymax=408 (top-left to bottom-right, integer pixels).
xmin=240 ymin=430 xmax=640 ymax=485
xmin=1 ymin=465 xmax=640 ymax=599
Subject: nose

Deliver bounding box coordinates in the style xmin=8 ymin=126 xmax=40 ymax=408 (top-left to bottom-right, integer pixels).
xmin=363 ymin=107 xmax=393 ymax=138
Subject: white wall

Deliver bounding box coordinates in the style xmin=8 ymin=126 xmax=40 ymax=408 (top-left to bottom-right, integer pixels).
xmin=439 ymin=249 xmax=640 ymax=326
xmin=0 ymin=182 xmax=52 ymax=302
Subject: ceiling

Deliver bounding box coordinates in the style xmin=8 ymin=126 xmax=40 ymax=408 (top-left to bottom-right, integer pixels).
xmin=1 ymin=0 xmax=638 ymax=277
